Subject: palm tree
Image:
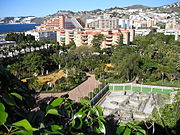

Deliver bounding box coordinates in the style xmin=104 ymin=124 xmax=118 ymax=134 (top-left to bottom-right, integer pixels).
xmin=2 ymin=47 xmax=8 ymax=58
xmin=8 ymin=45 xmax=15 ymax=57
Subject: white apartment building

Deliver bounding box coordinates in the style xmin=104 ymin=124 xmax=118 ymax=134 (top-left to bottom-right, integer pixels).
xmin=25 ymin=30 xmax=57 ymax=41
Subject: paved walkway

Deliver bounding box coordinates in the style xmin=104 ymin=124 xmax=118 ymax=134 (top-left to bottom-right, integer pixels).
xmin=39 ymin=74 xmax=101 ymax=101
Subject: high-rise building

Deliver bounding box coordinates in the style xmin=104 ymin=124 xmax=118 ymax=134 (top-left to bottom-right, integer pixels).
xmin=86 ymin=18 xmax=119 ymax=29
xmin=133 ymin=19 xmax=156 ymax=28
xmin=36 ymin=16 xmax=85 ymax=31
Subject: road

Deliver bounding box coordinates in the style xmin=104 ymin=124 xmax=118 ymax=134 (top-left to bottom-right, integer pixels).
xmin=39 ymin=74 xmax=101 ymax=102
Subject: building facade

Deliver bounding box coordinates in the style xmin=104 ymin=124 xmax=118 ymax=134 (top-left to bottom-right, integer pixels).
xmin=25 ymin=30 xmax=57 ymax=41
xmin=165 ymin=22 xmax=180 ymax=30
xmin=57 ymin=28 xmax=131 ymax=48
xmin=86 ymin=18 xmax=119 ymax=29
xmin=133 ymin=19 xmax=157 ymax=28
xmin=36 ymin=16 xmax=85 ymax=31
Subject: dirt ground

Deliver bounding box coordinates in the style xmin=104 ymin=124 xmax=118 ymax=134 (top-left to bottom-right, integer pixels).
xmin=21 ymin=70 xmax=65 ymax=84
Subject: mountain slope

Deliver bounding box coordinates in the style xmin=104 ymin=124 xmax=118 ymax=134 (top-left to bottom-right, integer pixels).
xmin=0 ymin=2 xmax=179 ymax=24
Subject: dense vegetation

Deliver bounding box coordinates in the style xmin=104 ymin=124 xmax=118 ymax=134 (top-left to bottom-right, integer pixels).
xmin=96 ymin=33 xmax=180 ymax=87
xmin=1 ymin=32 xmax=180 ymax=92
xmin=0 ymin=68 xmax=179 ymax=135
xmin=5 ymin=32 xmax=35 ymax=43
xmin=0 ymin=32 xmax=180 ymax=134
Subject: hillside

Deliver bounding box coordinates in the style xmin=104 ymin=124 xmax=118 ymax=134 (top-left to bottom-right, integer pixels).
xmin=0 ymin=2 xmax=179 ymax=24
xmin=124 ymin=5 xmax=150 ymax=9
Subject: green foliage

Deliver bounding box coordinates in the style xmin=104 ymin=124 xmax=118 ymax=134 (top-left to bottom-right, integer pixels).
xmin=5 ymin=32 xmax=35 ymax=43
xmin=0 ymin=69 xmax=107 ymax=135
xmin=0 ymin=103 xmax=8 ymax=125
xmin=1 ymin=65 xmax=180 ymax=135
xmin=49 ymin=69 xmax=87 ymax=92
xmin=152 ymin=90 xmax=180 ymax=129
xmin=0 ymin=68 xmax=37 ymax=134
xmin=12 ymin=119 xmax=38 ymax=134
xmin=42 ymin=98 xmax=106 ymax=134
xmin=28 ymin=77 xmax=43 ymax=91
xmin=116 ymin=35 xmax=124 ymax=46
xmin=108 ymin=33 xmax=180 ymax=83
xmin=111 ymin=46 xmax=141 ymax=81
xmin=92 ymin=34 xmax=104 ymax=52
xmin=116 ymin=122 xmax=147 ymax=135
xmin=22 ymin=52 xmax=45 ymax=75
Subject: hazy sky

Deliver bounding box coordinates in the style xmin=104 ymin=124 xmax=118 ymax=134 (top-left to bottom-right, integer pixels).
xmin=0 ymin=0 xmax=179 ymax=17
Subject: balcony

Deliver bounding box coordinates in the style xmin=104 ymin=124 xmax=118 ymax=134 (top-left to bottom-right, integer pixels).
xmin=106 ymin=42 xmax=112 ymax=45
xmin=106 ymin=38 xmax=112 ymax=42
xmin=82 ymin=36 xmax=88 ymax=40
xmin=106 ymin=36 xmax=113 ymax=38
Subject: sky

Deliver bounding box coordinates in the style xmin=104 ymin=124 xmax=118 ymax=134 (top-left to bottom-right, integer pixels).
xmin=0 ymin=0 xmax=179 ymax=17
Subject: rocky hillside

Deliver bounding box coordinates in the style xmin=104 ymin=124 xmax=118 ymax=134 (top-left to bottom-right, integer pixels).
xmin=0 ymin=2 xmax=179 ymax=24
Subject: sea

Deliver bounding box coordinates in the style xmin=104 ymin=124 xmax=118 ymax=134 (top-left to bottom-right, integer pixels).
xmin=0 ymin=24 xmax=40 ymax=33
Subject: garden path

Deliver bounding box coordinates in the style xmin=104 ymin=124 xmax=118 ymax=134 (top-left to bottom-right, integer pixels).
xmin=39 ymin=74 xmax=101 ymax=101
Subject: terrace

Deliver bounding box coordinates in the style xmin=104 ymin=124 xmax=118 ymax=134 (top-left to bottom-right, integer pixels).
xmin=91 ymin=83 xmax=178 ymax=122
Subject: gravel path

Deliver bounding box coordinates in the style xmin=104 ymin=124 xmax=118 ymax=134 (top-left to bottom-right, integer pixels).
xmin=39 ymin=74 xmax=101 ymax=101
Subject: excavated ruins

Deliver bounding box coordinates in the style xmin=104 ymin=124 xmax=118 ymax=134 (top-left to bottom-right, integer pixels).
xmin=99 ymin=90 xmax=169 ymax=122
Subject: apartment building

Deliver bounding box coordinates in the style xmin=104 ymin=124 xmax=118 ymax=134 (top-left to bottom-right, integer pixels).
xmin=25 ymin=30 xmax=57 ymax=41
xmin=86 ymin=18 xmax=119 ymax=29
xmin=133 ymin=19 xmax=157 ymax=28
xmin=165 ymin=22 xmax=180 ymax=30
xmin=118 ymin=19 xmax=133 ymax=29
xmin=57 ymin=28 xmax=131 ymax=48
xmin=135 ymin=29 xmax=152 ymax=36
xmin=36 ymin=16 xmax=85 ymax=31
xmin=86 ymin=18 xmax=156 ymax=30
xmin=36 ymin=16 xmax=65 ymax=31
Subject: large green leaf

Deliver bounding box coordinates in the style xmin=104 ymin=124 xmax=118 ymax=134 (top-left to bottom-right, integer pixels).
xmin=74 ymin=111 xmax=86 ymax=119
xmin=0 ymin=103 xmax=5 ymax=111
xmin=93 ymin=120 xmax=106 ymax=134
xmin=137 ymin=129 xmax=146 ymax=135
xmin=50 ymin=98 xmax=64 ymax=107
xmin=71 ymin=117 xmax=83 ymax=129
xmin=11 ymin=93 xmax=23 ymax=100
xmin=116 ymin=126 xmax=126 ymax=135
xmin=123 ymin=127 xmax=131 ymax=135
xmin=90 ymin=108 xmax=96 ymax=115
xmin=14 ymin=130 xmax=33 ymax=135
xmin=0 ymin=111 xmax=8 ymax=125
xmin=51 ymin=125 xmax=62 ymax=132
xmin=135 ymin=132 xmax=144 ymax=135
xmin=13 ymin=119 xmax=38 ymax=132
xmin=95 ymin=105 xmax=103 ymax=116
xmin=80 ymin=99 xmax=91 ymax=105
xmin=97 ymin=116 xmax=106 ymax=122
xmin=46 ymin=108 xmax=59 ymax=116
xmin=127 ymin=122 xmax=136 ymax=130
xmin=0 ymin=103 xmax=8 ymax=125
